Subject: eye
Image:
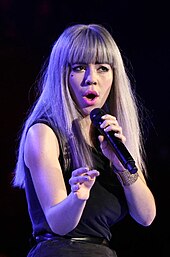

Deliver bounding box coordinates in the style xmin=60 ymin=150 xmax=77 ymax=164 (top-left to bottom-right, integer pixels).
xmin=72 ymin=65 xmax=86 ymax=72
xmin=98 ymin=65 xmax=110 ymax=72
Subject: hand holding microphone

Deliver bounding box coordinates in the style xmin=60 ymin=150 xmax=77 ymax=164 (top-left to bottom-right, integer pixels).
xmin=90 ymin=108 xmax=138 ymax=174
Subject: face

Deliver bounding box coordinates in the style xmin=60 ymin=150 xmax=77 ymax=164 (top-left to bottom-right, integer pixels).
xmin=69 ymin=63 xmax=113 ymax=116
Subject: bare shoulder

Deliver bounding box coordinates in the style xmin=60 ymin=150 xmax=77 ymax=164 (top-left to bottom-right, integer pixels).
xmin=26 ymin=123 xmax=58 ymax=139
xmin=24 ymin=123 xmax=60 ymax=168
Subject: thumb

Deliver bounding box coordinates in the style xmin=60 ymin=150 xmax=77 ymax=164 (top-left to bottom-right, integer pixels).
xmin=98 ymin=135 xmax=104 ymax=143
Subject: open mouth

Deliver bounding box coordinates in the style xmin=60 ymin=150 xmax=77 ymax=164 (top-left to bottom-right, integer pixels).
xmin=85 ymin=93 xmax=97 ymax=100
xmin=84 ymin=90 xmax=99 ymax=101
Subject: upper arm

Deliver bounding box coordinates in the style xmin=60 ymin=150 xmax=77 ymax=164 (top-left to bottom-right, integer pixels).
xmin=24 ymin=123 xmax=67 ymax=215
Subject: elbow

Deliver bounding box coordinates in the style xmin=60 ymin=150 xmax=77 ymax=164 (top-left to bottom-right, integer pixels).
xmin=46 ymin=213 xmax=77 ymax=236
xmin=49 ymin=225 xmax=71 ymax=236
xmin=45 ymin=208 xmax=74 ymax=235
xmin=140 ymin=217 xmax=155 ymax=227
xmin=142 ymin=211 xmax=156 ymax=227
xmin=144 ymin=203 xmax=157 ymax=226
xmin=130 ymin=204 xmax=156 ymax=227
xmin=137 ymin=208 xmax=156 ymax=227
xmin=48 ymin=220 xmax=74 ymax=236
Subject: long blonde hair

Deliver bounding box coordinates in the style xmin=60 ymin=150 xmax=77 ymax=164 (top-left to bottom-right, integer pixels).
xmin=13 ymin=23 xmax=146 ymax=188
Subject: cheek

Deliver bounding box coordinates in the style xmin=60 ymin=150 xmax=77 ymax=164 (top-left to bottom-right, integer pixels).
xmin=69 ymin=73 xmax=75 ymax=90
xmin=102 ymin=79 xmax=113 ymax=97
xmin=69 ymin=73 xmax=83 ymax=92
xmin=106 ymin=75 xmax=113 ymax=90
xmin=69 ymin=74 xmax=79 ymax=101
xmin=69 ymin=73 xmax=77 ymax=85
xmin=104 ymin=76 xmax=113 ymax=88
xmin=69 ymin=73 xmax=74 ymax=84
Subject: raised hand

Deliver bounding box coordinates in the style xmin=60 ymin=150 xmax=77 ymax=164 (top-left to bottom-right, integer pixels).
xmin=98 ymin=114 xmax=126 ymax=171
xmin=69 ymin=167 xmax=100 ymax=200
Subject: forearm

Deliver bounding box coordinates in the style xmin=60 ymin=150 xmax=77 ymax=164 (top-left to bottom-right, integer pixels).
xmin=45 ymin=192 xmax=87 ymax=235
xmin=117 ymin=171 xmax=156 ymax=226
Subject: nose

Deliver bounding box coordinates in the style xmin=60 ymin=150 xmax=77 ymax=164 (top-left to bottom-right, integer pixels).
xmin=85 ymin=80 xmax=97 ymax=85
xmin=85 ymin=66 xmax=97 ymax=85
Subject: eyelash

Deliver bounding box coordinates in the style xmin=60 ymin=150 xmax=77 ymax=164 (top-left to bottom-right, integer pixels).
xmin=99 ymin=66 xmax=109 ymax=72
xmin=72 ymin=65 xmax=109 ymax=72
xmin=72 ymin=66 xmax=86 ymax=71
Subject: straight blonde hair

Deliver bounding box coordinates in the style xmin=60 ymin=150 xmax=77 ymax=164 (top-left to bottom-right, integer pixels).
xmin=14 ymin=24 xmax=146 ymax=188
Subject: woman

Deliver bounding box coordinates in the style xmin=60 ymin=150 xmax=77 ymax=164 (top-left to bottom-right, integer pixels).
xmin=14 ymin=23 xmax=156 ymax=257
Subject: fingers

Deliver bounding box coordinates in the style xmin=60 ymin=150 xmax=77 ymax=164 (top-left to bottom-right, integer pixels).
xmin=71 ymin=167 xmax=89 ymax=177
xmin=69 ymin=167 xmax=100 ymax=193
xmin=71 ymin=167 xmax=99 ymax=178
xmin=69 ymin=174 xmax=90 ymax=185
xmin=100 ymin=114 xmax=126 ymax=143
xmin=100 ymin=114 xmax=119 ymax=132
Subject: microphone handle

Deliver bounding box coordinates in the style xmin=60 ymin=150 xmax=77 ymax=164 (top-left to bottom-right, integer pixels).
xmin=97 ymin=126 xmax=138 ymax=174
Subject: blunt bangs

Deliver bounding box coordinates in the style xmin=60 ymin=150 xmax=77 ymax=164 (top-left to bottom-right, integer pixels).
xmin=68 ymin=28 xmax=115 ymax=66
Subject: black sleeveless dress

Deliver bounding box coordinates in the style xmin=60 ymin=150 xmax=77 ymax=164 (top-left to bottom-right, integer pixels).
xmin=24 ymin=119 xmax=128 ymax=257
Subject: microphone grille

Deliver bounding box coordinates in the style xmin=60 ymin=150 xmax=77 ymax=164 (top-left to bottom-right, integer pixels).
xmin=90 ymin=108 xmax=106 ymax=127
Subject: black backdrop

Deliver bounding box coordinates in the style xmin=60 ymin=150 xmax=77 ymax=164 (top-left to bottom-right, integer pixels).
xmin=0 ymin=1 xmax=169 ymax=256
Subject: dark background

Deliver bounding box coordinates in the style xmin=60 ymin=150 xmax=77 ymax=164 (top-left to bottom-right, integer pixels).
xmin=0 ymin=1 xmax=169 ymax=256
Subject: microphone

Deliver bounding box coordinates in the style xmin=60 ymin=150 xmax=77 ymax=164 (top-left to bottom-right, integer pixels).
xmin=90 ymin=108 xmax=138 ymax=174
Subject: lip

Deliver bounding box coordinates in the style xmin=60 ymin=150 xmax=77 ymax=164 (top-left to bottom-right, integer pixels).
xmin=83 ymin=89 xmax=99 ymax=98
xmin=82 ymin=96 xmax=99 ymax=106
xmin=82 ymin=90 xmax=99 ymax=106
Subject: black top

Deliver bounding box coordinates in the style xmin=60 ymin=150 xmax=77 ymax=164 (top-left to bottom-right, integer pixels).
xmin=24 ymin=119 xmax=128 ymax=241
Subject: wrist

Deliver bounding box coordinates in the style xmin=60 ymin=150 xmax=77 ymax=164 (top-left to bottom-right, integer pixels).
xmin=115 ymin=169 xmax=139 ymax=187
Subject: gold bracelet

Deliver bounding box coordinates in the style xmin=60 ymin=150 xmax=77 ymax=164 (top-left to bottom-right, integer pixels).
xmin=116 ymin=169 xmax=139 ymax=186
